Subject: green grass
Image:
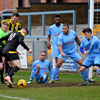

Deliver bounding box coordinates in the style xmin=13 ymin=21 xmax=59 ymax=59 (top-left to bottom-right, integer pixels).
xmin=0 ymin=70 xmax=100 ymax=100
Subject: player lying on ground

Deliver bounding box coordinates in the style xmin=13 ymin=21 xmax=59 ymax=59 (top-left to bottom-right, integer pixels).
xmin=79 ymin=28 xmax=100 ymax=86
xmin=27 ymin=51 xmax=52 ymax=84
xmin=0 ymin=28 xmax=32 ymax=88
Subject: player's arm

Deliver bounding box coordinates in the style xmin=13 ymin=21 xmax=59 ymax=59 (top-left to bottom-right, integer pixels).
xmin=0 ymin=42 xmax=5 ymax=47
xmin=19 ymin=37 xmax=32 ymax=53
xmin=58 ymin=35 xmax=65 ymax=57
xmin=80 ymin=39 xmax=89 ymax=55
xmin=0 ymin=35 xmax=9 ymax=43
xmin=80 ymin=38 xmax=85 ymax=54
xmin=75 ymin=36 xmax=81 ymax=46
xmin=47 ymin=35 xmax=51 ymax=49
xmin=0 ymin=35 xmax=9 ymax=47
xmin=80 ymin=47 xmax=89 ymax=55
xmin=59 ymin=44 xmax=65 ymax=57
xmin=18 ymin=23 xmax=22 ymax=31
xmin=47 ymin=27 xmax=51 ymax=49
xmin=80 ymin=47 xmax=84 ymax=54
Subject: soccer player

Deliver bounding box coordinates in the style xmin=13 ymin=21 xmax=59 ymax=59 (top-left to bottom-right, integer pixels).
xmin=47 ymin=14 xmax=63 ymax=81
xmin=1 ymin=12 xmax=22 ymax=83
xmin=79 ymin=28 xmax=100 ymax=85
xmin=27 ymin=51 xmax=52 ymax=84
xmin=1 ymin=12 xmax=21 ymax=32
xmin=49 ymin=24 xmax=89 ymax=84
xmin=0 ymin=21 xmax=9 ymax=85
xmin=0 ymin=28 xmax=32 ymax=87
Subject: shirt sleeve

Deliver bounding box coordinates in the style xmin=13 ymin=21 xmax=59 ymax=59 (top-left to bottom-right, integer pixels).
xmin=80 ymin=47 xmax=84 ymax=54
xmin=96 ymin=40 xmax=100 ymax=49
xmin=48 ymin=27 xmax=51 ymax=35
xmin=0 ymin=34 xmax=9 ymax=43
xmin=73 ymin=31 xmax=77 ymax=38
xmin=80 ymin=38 xmax=84 ymax=48
xmin=18 ymin=24 xmax=22 ymax=31
xmin=32 ymin=62 xmax=36 ymax=70
xmin=19 ymin=36 xmax=29 ymax=51
xmin=58 ymin=35 xmax=63 ymax=45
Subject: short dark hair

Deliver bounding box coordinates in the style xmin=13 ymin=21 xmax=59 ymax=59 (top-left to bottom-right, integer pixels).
xmin=82 ymin=28 xmax=92 ymax=34
xmin=12 ymin=12 xmax=19 ymax=17
xmin=40 ymin=51 xmax=47 ymax=55
xmin=22 ymin=27 xmax=29 ymax=35
xmin=55 ymin=14 xmax=61 ymax=18
xmin=63 ymin=23 xmax=69 ymax=28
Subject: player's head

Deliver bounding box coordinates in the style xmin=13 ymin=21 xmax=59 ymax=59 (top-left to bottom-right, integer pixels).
xmin=1 ymin=21 xmax=9 ymax=32
xmin=54 ymin=14 xmax=61 ymax=26
xmin=11 ymin=12 xmax=20 ymax=24
xmin=62 ymin=24 xmax=69 ymax=35
xmin=40 ymin=51 xmax=47 ymax=61
xmin=82 ymin=28 xmax=92 ymax=39
xmin=21 ymin=28 xmax=29 ymax=36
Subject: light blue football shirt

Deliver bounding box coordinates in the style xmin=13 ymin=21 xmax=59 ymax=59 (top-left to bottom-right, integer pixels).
xmin=80 ymin=36 xmax=100 ymax=55
xmin=58 ymin=30 xmax=78 ymax=54
xmin=48 ymin=23 xmax=63 ymax=44
xmin=32 ymin=59 xmax=52 ymax=79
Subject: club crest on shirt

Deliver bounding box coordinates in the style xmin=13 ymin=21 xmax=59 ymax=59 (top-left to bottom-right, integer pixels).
xmin=72 ymin=37 xmax=74 ymax=39
xmin=46 ymin=64 xmax=48 ymax=67
xmin=15 ymin=26 xmax=17 ymax=29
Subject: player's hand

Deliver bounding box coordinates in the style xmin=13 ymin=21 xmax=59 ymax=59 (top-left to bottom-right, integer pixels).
xmin=61 ymin=52 xmax=66 ymax=57
xmin=28 ymin=49 xmax=32 ymax=53
xmin=47 ymin=42 xmax=51 ymax=49
xmin=84 ymin=51 xmax=89 ymax=55
xmin=2 ymin=57 xmax=5 ymax=64
xmin=16 ymin=50 xmax=20 ymax=55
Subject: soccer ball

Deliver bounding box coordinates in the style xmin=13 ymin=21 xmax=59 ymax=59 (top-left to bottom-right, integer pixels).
xmin=17 ymin=79 xmax=27 ymax=88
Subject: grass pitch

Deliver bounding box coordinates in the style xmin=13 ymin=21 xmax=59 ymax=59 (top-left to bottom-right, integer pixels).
xmin=0 ymin=70 xmax=100 ymax=100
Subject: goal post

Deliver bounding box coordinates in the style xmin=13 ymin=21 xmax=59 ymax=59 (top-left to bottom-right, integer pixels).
xmin=88 ymin=0 xmax=94 ymax=79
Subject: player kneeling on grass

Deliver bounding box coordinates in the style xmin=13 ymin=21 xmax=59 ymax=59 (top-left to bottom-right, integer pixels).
xmin=27 ymin=51 xmax=52 ymax=84
xmin=79 ymin=28 xmax=100 ymax=86
xmin=0 ymin=28 xmax=32 ymax=88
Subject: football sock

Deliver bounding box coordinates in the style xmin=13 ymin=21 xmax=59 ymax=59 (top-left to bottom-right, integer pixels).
xmin=52 ymin=67 xmax=59 ymax=80
xmin=5 ymin=61 xmax=10 ymax=74
xmin=0 ymin=68 xmax=4 ymax=83
xmin=43 ymin=74 xmax=47 ymax=81
xmin=54 ymin=63 xmax=58 ymax=78
xmin=8 ymin=66 xmax=19 ymax=77
xmin=30 ymin=67 xmax=38 ymax=80
xmin=80 ymin=69 xmax=89 ymax=82
xmin=6 ymin=67 xmax=13 ymax=76
xmin=96 ymin=69 xmax=100 ymax=75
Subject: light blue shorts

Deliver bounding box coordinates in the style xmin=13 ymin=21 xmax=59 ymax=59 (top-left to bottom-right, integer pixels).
xmin=52 ymin=43 xmax=60 ymax=58
xmin=58 ymin=52 xmax=82 ymax=62
xmin=82 ymin=55 xmax=100 ymax=68
xmin=34 ymin=73 xmax=48 ymax=83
